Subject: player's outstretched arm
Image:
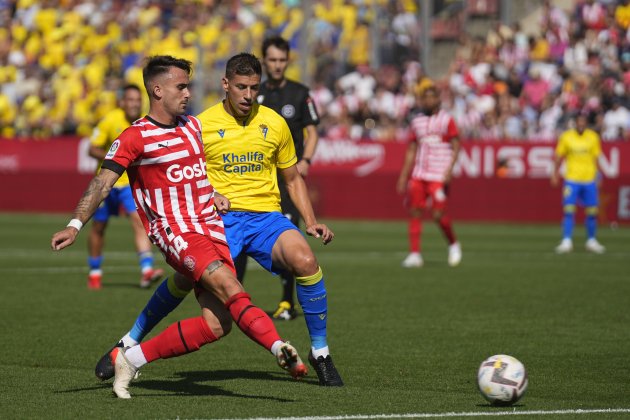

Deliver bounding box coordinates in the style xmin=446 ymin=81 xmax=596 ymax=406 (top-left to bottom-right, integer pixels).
xmin=51 ymin=169 xmax=120 ymax=251
xmin=279 ymin=165 xmax=334 ymax=244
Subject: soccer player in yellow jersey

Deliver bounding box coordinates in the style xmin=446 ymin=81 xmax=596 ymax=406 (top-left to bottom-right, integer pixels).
xmin=87 ymin=84 xmax=164 ymax=289
xmin=95 ymin=54 xmax=344 ymax=387
xmin=551 ymin=113 xmax=605 ymax=254
xmin=198 ymin=53 xmax=342 ymax=386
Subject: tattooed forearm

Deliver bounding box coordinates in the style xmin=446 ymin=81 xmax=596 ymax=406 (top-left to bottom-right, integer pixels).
xmin=72 ymin=171 xmax=117 ymax=223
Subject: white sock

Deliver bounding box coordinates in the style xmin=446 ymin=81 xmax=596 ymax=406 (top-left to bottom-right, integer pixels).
xmin=124 ymin=345 xmax=148 ymax=369
xmin=311 ymin=346 xmax=329 ymax=359
xmin=270 ymin=340 xmax=284 ymax=355
xmin=120 ymin=333 xmax=138 ymax=348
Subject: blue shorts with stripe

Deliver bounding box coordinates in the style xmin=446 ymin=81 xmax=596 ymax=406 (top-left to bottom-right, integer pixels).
xmin=222 ymin=211 xmax=300 ymax=275
xmin=93 ymin=186 xmax=137 ymax=222
xmin=562 ymin=181 xmax=598 ymax=209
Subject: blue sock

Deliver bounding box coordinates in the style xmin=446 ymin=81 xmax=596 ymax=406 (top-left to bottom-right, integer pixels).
xmin=586 ymin=214 xmax=597 ymax=239
xmin=562 ymin=212 xmax=574 ymax=240
xmin=138 ymin=251 xmax=154 ymax=272
xmin=88 ymin=256 xmax=103 ymax=271
xmin=129 ymin=276 xmax=187 ymax=342
xmin=296 ymin=267 xmax=328 ymax=350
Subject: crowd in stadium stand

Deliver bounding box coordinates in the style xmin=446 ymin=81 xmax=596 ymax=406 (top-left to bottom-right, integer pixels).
xmin=1 ymin=0 xmax=629 ymax=142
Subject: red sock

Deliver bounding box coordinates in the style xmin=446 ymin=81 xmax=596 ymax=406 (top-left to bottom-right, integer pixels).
xmin=409 ymin=218 xmax=422 ymax=252
xmin=438 ymin=214 xmax=456 ymax=244
xmin=225 ymin=292 xmax=280 ymax=351
xmin=140 ymin=316 xmax=217 ymax=363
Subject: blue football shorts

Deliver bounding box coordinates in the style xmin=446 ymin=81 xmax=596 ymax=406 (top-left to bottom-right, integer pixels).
xmin=221 ymin=211 xmax=300 ymax=275
xmin=562 ymin=181 xmax=598 ymax=209
xmin=93 ymin=186 xmax=137 ymax=222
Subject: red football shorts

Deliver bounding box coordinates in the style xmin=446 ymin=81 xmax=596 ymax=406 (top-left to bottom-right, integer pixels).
xmin=405 ymin=179 xmax=448 ymax=211
xmin=158 ymin=232 xmax=235 ymax=282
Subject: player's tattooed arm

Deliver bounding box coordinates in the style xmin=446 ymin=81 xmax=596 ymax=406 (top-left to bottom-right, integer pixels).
xmin=72 ymin=169 xmax=118 ymax=222
xmin=51 ymin=168 xmax=120 ymax=251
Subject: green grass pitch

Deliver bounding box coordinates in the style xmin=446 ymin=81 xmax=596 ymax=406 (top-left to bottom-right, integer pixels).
xmin=0 ymin=212 xmax=628 ymax=419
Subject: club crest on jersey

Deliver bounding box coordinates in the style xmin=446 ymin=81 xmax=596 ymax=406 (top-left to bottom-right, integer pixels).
xmin=281 ymin=104 xmax=295 ymax=118
xmin=184 ymin=255 xmax=196 ymax=272
xmin=259 ymin=124 xmax=268 ymax=139
xmin=218 ymin=129 xmax=225 ymax=138
xmin=105 ymin=139 xmax=120 ymax=159
xmin=195 ymin=130 xmax=203 ymax=144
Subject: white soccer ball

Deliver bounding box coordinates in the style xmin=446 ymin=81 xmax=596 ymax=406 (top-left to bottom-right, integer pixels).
xmin=477 ymin=354 xmax=528 ymax=405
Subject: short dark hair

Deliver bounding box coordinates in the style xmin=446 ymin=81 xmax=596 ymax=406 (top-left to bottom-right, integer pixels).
xmin=225 ymin=53 xmax=262 ymax=79
xmin=142 ymin=55 xmax=193 ymax=91
xmin=122 ymin=84 xmax=141 ymax=95
xmin=262 ymin=36 xmax=290 ymax=57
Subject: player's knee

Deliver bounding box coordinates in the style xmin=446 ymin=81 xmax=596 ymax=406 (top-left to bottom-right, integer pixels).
xmin=290 ymin=252 xmax=318 ymax=277
xmin=563 ymin=204 xmax=576 ymax=214
xmin=173 ymin=271 xmax=194 ymax=293
xmin=203 ymin=311 xmax=232 ymax=338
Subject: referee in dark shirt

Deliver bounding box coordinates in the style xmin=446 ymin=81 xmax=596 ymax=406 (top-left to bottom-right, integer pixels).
xmin=233 ymin=36 xmax=320 ymax=321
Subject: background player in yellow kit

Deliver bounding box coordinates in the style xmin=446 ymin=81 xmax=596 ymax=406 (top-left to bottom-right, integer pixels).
xmin=87 ymin=84 xmax=163 ymax=289
xmin=551 ymin=113 xmax=606 ymax=254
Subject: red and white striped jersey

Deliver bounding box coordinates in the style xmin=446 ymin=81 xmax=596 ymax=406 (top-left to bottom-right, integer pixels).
xmin=101 ymin=115 xmax=226 ymax=253
xmin=408 ymin=109 xmax=459 ymax=182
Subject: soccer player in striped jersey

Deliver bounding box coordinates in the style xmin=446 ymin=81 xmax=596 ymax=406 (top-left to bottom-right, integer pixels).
xmin=52 ymin=56 xmax=307 ymax=399
xmin=396 ymin=85 xmax=462 ymax=268
xmin=551 ymin=113 xmax=605 ymax=254
xmin=94 ymin=53 xmax=343 ymax=387
xmin=87 ymin=84 xmax=164 ymax=290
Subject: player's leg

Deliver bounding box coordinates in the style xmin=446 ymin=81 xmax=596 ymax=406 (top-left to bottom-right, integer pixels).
xmin=112 ymin=283 xmax=231 ymax=398
xmin=556 ymin=181 xmax=577 ymax=253
xmin=233 ymin=252 xmax=248 ymax=283
xmin=429 ymin=182 xmax=461 ymax=266
xmin=95 ymin=272 xmax=192 ymax=380
xmin=87 ymin=199 xmax=112 ymax=289
xmin=119 ymin=187 xmax=164 ymax=288
xmin=271 ymin=228 xmax=343 ymax=386
xmin=273 ymin=194 xmax=300 ymax=320
xmin=582 ymin=182 xmax=605 ymax=253
xmin=103 ymin=217 xmax=246 ymax=374
xmin=402 ymin=179 xmax=424 ymax=268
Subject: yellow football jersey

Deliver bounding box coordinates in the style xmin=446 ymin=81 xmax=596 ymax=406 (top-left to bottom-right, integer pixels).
xmin=198 ymin=102 xmax=297 ymax=212
xmin=555 ymin=128 xmax=601 ymax=183
xmin=90 ymin=108 xmax=133 ymax=187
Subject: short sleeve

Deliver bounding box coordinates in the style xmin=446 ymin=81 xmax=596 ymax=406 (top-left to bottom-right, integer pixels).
xmin=555 ymin=133 xmax=567 ymax=157
xmin=446 ymin=117 xmax=459 ymax=141
xmin=90 ymin=115 xmax=110 ymax=147
xmin=301 ymin=94 xmax=320 ymax=126
xmin=591 ymin=131 xmax=602 ymax=157
xmin=276 ymin=117 xmax=298 ymax=169
xmin=102 ymin=126 xmax=142 ymax=170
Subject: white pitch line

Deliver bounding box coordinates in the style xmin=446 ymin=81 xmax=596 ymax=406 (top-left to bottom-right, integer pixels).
xmin=216 ymin=408 xmax=630 ymax=420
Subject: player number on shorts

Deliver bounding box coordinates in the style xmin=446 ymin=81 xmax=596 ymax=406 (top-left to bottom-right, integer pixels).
xmin=168 ymin=235 xmax=189 ymax=260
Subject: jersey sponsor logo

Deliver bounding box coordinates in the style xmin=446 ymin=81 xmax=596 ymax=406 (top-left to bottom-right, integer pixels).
xmin=166 ymin=157 xmax=207 ymax=182
xmin=281 ymin=104 xmax=295 ymax=118
xmin=218 ymin=129 xmax=225 ymax=138
xmin=105 ymin=139 xmax=120 ymax=159
xmin=222 ymin=151 xmax=264 ymax=174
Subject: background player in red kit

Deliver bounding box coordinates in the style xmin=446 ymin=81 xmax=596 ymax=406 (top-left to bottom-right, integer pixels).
xmin=51 ymin=55 xmax=307 ymax=399
xmin=396 ymin=85 xmax=462 ymax=268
